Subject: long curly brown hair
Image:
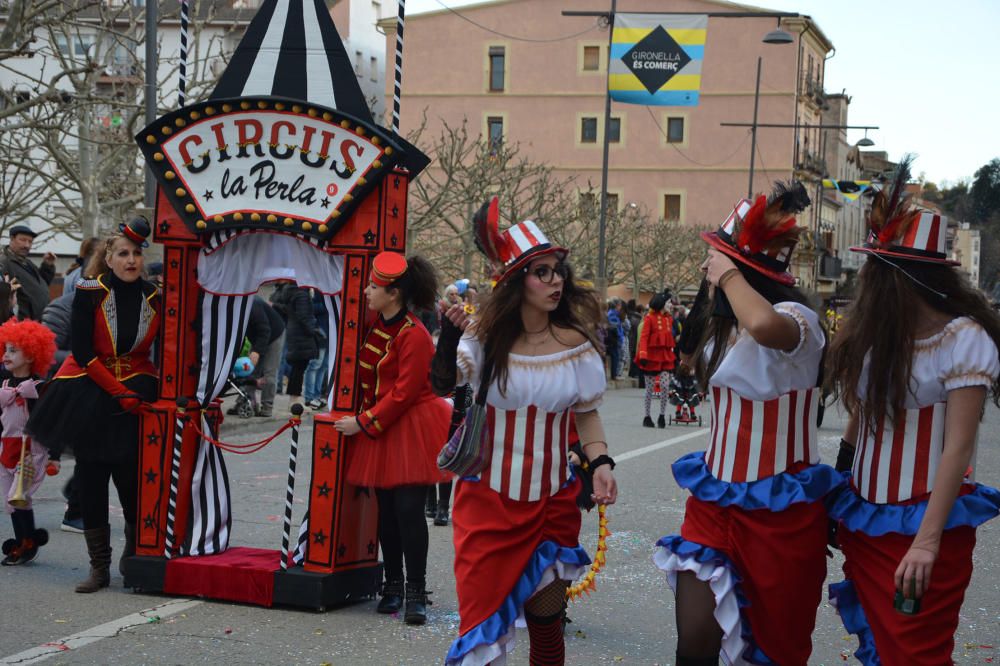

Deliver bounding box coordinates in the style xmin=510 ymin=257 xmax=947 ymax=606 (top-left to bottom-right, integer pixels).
xmin=475 ymin=257 xmax=601 ymax=396
xmin=827 ymin=256 xmax=1000 ymax=430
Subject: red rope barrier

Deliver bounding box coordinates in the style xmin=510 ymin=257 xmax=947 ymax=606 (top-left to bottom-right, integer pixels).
xmin=186 ymin=416 xmax=301 ymax=455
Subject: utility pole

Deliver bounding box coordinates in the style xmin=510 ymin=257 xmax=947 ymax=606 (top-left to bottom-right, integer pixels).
xmin=595 ymin=0 xmax=617 ymax=302
xmin=143 ymin=0 xmax=157 ymax=208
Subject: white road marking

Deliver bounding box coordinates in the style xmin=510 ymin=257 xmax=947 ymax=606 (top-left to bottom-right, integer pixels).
xmin=1 ymin=598 xmax=203 ymax=664
xmin=616 ymin=428 xmax=709 ymax=462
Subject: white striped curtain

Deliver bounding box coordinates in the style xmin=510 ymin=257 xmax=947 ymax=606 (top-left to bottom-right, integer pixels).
xmin=184 ymin=232 xmax=343 ymax=556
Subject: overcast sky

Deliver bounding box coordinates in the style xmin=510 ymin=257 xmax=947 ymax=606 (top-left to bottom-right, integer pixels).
xmin=403 ymin=0 xmax=1000 ymax=186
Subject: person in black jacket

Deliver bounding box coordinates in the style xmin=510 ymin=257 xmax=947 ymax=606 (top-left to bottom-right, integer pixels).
xmin=275 ymin=284 xmax=319 ymax=412
xmin=239 ymin=297 xmax=285 ymax=418
xmin=0 ymin=226 xmax=55 ymax=321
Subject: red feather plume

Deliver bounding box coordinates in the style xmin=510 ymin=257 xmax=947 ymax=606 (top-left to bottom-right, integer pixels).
xmin=868 ymin=155 xmax=918 ymax=248
xmin=735 ymin=181 xmax=810 ymax=255
xmin=472 ymin=197 xmax=507 ymax=266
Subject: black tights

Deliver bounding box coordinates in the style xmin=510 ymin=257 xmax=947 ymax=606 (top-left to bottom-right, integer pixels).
xmin=75 ymin=458 xmax=137 ymax=530
xmin=675 ymin=571 xmax=722 ymax=661
xmin=375 ymin=485 xmax=428 ymax=587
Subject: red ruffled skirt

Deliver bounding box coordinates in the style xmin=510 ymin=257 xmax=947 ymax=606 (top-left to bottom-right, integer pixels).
xmin=345 ymin=396 xmax=452 ymax=488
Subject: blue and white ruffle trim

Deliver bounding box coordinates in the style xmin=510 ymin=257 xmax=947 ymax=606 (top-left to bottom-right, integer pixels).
xmin=672 ymin=451 xmax=845 ymax=512
xmin=828 ymin=579 xmax=880 ymax=666
xmin=445 ymin=540 xmax=590 ymax=666
xmin=654 ymin=535 xmax=774 ymax=665
xmin=827 ymin=480 xmax=1000 ymax=536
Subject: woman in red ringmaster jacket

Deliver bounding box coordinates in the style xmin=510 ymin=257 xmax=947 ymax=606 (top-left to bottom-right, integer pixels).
xmin=636 ymin=292 xmax=676 ymax=428
xmin=334 ymin=251 xmax=451 ymax=627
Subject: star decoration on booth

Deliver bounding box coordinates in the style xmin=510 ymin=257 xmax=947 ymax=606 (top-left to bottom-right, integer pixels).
xmin=316 ymin=481 xmax=331 ymax=498
xmin=337 ymin=544 xmax=347 ymax=558
xmin=145 ymin=468 xmax=157 ymax=484
xmin=143 ymin=515 xmax=155 ymax=529
xmin=170 ymin=259 xmax=179 ymax=269
xmin=159 ymin=220 xmax=170 ymax=235
xmin=312 ymin=530 xmax=327 ymax=545
xmin=351 ymin=267 xmax=360 ymax=277
xmin=362 ymin=229 xmax=376 ymax=244
xmin=146 ymin=433 xmax=160 ymax=446
xmin=390 ymin=234 xmax=399 ymax=247
xmin=367 ymin=541 xmax=376 ymax=555
xmin=203 ymin=190 xmax=214 ymax=200
xmin=347 ymin=321 xmax=356 ymax=330
xmin=168 ymin=308 xmax=177 ymax=317
xmin=320 ymin=197 xmax=330 ymax=208
xmin=393 ymin=175 xmax=400 ymax=188
xmin=165 ymin=374 xmax=174 ymax=384
xmin=391 ymin=204 xmax=399 ymax=218
xmin=320 ymin=443 xmax=333 ymax=459
xmin=341 ymin=386 xmax=350 ymax=396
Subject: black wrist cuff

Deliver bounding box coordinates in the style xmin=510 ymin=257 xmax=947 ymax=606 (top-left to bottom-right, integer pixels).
xmin=835 ymin=439 xmax=856 ymax=473
xmin=589 ymin=454 xmax=615 ymax=471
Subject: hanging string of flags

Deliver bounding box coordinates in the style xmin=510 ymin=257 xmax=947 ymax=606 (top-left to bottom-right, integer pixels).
xmin=822 ymin=179 xmax=874 ymax=201
xmin=609 ymin=13 xmax=708 ymax=106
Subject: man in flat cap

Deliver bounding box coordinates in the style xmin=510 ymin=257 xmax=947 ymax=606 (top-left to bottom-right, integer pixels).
xmin=0 ymin=225 xmax=56 ymax=320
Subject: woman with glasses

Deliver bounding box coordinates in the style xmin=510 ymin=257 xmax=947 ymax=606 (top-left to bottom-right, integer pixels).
xmin=433 ymin=199 xmax=617 ymax=666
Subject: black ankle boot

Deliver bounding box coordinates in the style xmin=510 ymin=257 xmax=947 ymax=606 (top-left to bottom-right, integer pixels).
xmin=642 ymin=416 xmax=655 ymax=428
xmin=657 ymin=414 xmax=667 ymax=428
xmin=676 ymin=653 xmax=719 ymax=666
xmin=434 ymin=497 xmax=450 ymax=526
xmin=376 ymin=578 xmax=404 ymax=614
xmin=424 ymin=493 xmax=437 ymax=519
xmin=404 ymin=582 xmax=431 ymax=625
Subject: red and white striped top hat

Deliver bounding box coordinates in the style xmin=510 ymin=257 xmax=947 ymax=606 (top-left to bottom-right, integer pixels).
xmin=700 ymin=182 xmax=811 ymax=286
xmin=472 ymin=197 xmax=568 ymax=284
xmin=851 ymin=211 xmax=958 ymax=265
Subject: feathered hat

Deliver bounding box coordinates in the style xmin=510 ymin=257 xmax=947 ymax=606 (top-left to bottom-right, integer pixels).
xmin=850 ymin=155 xmax=958 ymax=265
xmin=472 ymin=197 xmax=568 ymax=284
xmin=701 ymin=181 xmax=812 ymax=286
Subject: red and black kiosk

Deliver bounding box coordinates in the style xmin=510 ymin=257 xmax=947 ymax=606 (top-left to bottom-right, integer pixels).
xmin=123 ymin=0 xmax=429 ymax=610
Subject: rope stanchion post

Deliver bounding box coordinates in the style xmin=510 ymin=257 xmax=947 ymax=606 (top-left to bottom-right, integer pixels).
xmin=391 ymin=0 xmax=405 ymax=134
xmin=164 ymin=397 xmax=188 ymax=559
xmin=280 ymin=403 xmax=304 ymax=571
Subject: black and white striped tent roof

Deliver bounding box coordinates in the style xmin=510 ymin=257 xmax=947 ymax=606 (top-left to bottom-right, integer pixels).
xmin=211 ymin=0 xmax=373 ymax=125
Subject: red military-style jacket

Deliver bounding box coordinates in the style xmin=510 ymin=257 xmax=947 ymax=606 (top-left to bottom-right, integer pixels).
xmin=636 ymin=310 xmax=676 ymax=373
xmin=355 ymin=310 xmax=437 ymax=437
xmin=55 ymin=274 xmax=160 ymax=382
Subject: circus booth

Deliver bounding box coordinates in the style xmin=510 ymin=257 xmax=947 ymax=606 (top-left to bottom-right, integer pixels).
xmin=123 ymin=0 xmax=429 ymax=610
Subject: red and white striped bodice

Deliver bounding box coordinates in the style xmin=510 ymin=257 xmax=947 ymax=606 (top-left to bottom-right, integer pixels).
xmin=482 ymin=405 xmax=571 ymax=502
xmin=852 ymin=403 xmax=955 ymax=504
xmin=705 ymin=385 xmax=820 ymax=483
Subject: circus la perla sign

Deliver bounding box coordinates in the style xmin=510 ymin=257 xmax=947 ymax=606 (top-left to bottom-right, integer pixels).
xmin=137 ymin=97 xmax=404 ymax=243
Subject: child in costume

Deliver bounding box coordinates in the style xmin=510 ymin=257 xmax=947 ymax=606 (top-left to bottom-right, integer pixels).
xmin=654 ymin=182 xmax=843 ymax=665
xmin=826 ymin=157 xmax=1000 ymax=665
xmin=334 ymin=251 xmax=452 ymax=626
xmin=636 ymin=291 xmax=676 ymax=428
xmin=0 ymin=319 xmax=57 ymax=565
xmin=668 ymin=366 xmax=701 ymax=423
xmin=433 ymin=198 xmax=617 ymax=665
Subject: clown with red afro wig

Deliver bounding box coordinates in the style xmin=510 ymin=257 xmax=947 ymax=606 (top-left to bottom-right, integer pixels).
xmin=0 ymin=320 xmax=56 ymax=377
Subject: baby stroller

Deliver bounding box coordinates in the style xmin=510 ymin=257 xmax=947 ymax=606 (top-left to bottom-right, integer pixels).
xmin=667 ymin=372 xmax=703 ymax=426
xmin=222 ymin=355 xmax=259 ymax=419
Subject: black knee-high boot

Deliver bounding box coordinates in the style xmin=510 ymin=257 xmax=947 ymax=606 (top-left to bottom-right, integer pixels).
xmin=675 ymin=654 xmax=719 ymax=666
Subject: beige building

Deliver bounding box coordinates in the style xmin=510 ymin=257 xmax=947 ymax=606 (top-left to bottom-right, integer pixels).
xmin=951 ymin=223 xmax=981 ymax=288
xmin=382 ymin=0 xmax=836 ymax=287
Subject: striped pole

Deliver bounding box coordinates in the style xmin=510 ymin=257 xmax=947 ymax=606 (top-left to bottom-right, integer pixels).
xmin=165 ymin=397 xmax=188 ymax=559
xmin=391 ymin=0 xmax=405 ymax=134
xmin=280 ymin=403 xmax=304 ymax=570
xmin=178 ymin=0 xmax=190 ymax=107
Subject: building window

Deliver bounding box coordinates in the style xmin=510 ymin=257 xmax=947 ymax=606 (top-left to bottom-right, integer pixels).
xmin=488 ymin=46 xmax=505 ymax=92
xmin=664 ymin=194 xmax=681 ymax=222
xmin=55 ymin=35 xmax=95 ymax=57
xmin=355 ymin=50 xmax=363 ymax=77
xmin=605 ymin=193 xmax=619 ymax=212
xmin=370 ymin=56 xmax=378 ymax=82
xmin=487 ymin=116 xmax=504 ymax=152
xmin=580 ymin=117 xmax=598 ymax=143
xmin=608 ymin=117 xmax=621 ymax=143
xmin=666 ymin=117 xmax=684 ymax=143
xmin=583 ymin=45 xmax=600 ymax=71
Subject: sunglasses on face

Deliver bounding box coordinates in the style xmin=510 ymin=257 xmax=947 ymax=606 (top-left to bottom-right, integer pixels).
xmin=526 ymin=262 xmax=569 ymax=284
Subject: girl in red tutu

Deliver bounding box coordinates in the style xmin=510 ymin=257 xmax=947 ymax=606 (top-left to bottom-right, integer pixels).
xmin=635 ymin=291 xmax=676 ymax=428
xmin=826 ymin=157 xmax=1000 ymax=665
xmin=433 ymin=198 xmax=618 ymax=666
xmin=334 ymin=251 xmax=451 ymax=626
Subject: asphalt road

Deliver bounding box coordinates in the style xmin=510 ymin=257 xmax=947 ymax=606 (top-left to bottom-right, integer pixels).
xmin=3 ymin=389 xmax=999 ymax=665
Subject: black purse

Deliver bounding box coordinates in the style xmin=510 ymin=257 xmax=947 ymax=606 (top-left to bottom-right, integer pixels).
xmin=437 ymin=360 xmax=494 ymax=477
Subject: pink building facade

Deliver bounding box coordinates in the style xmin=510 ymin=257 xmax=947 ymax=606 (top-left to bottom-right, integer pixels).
xmin=382 ymin=0 xmax=834 ymax=288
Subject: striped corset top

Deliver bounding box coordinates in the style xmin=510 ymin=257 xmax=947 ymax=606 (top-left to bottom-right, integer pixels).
xmin=705 ymin=385 xmax=820 ymax=483
xmin=482 ymin=404 xmax=572 ymax=503
xmin=852 ymin=402 xmax=952 ymax=504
